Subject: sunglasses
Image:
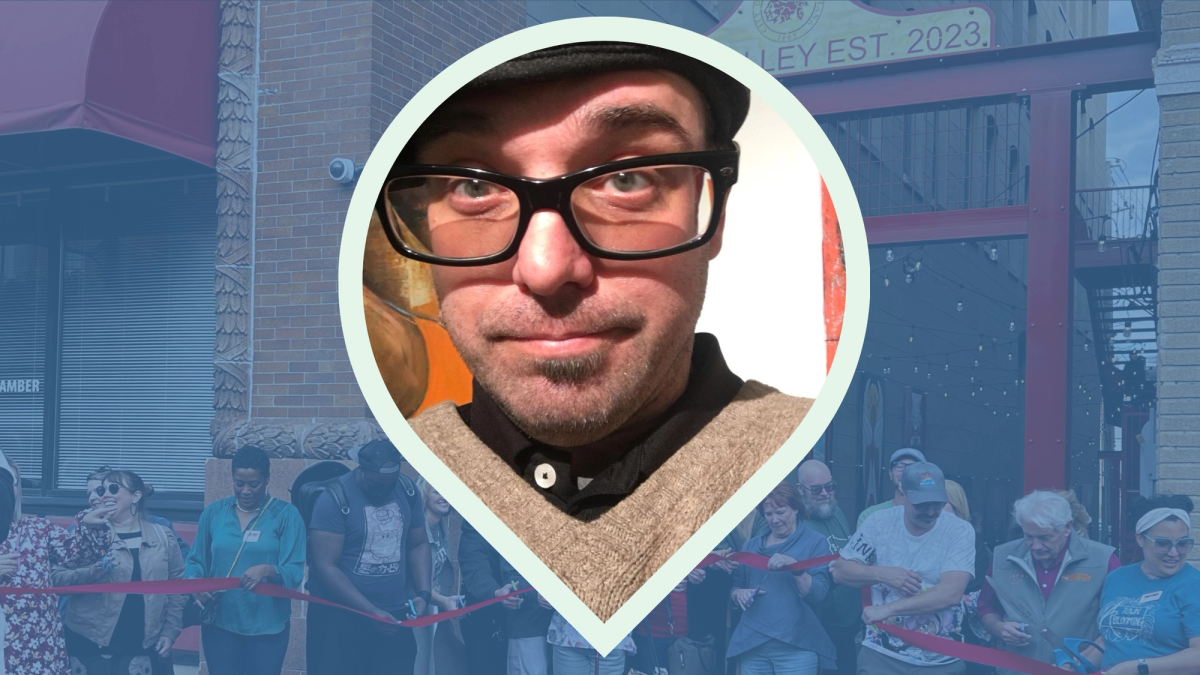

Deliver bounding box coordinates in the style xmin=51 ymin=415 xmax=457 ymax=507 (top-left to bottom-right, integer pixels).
xmin=93 ymin=483 xmax=124 ymax=499
xmin=913 ymin=501 xmax=947 ymax=514
xmin=804 ymin=482 xmax=836 ymax=496
xmin=1150 ymin=536 xmax=1194 ymax=555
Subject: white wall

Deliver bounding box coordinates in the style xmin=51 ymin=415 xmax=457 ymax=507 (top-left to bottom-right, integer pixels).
xmin=696 ymin=93 xmax=826 ymax=398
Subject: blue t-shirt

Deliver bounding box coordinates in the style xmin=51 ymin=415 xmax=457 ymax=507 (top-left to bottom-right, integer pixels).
xmin=308 ymin=471 xmax=423 ymax=613
xmin=1098 ymin=563 xmax=1200 ymax=669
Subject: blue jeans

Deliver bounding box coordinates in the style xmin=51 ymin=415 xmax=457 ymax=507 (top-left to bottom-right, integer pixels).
xmin=551 ymin=645 xmax=626 ymax=675
xmin=202 ymin=622 xmax=290 ymax=675
xmin=739 ymin=639 xmax=819 ymax=675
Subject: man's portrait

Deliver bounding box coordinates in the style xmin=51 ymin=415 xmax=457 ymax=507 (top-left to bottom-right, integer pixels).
xmin=356 ymin=40 xmax=842 ymax=619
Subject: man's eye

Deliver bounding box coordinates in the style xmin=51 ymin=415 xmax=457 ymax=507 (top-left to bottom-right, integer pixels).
xmin=450 ymin=179 xmax=494 ymax=199
xmin=603 ymin=171 xmax=652 ymax=193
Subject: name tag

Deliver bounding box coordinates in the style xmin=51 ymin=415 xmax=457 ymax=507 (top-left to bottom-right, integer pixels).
xmin=243 ymin=530 xmax=261 ymax=543
xmin=1138 ymin=591 xmax=1162 ymax=604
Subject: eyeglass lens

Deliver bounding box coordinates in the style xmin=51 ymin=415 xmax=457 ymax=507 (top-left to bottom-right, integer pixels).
xmin=93 ymin=484 xmax=121 ymax=498
xmin=807 ymin=482 xmax=836 ymax=495
xmin=1152 ymin=537 xmax=1194 ymax=554
xmin=385 ymin=166 xmax=714 ymax=260
xmin=892 ymin=462 xmax=914 ymax=472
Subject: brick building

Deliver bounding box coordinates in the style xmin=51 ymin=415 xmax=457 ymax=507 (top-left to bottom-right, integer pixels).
xmin=0 ymin=1 xmax=1189 ymax=673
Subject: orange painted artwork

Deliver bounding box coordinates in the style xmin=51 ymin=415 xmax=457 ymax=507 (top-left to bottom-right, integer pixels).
xmin=363 ymin=211 xmax=473 ymax=418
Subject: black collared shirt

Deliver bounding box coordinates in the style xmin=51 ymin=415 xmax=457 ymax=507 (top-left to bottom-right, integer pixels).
xmin=456 ymin=333 xmax=743 ymax=521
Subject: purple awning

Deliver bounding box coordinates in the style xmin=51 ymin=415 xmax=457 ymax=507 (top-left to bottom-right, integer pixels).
xmin=0 ymin=1 xmax=219 ymax=167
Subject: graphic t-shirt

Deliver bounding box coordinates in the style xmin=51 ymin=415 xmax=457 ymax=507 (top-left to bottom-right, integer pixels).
xmin=840 ymin=505 xmax=976 ymax=666
xmin=309 ymin=471 xmax=423 ymax=613
xmin=1098 ymin=563 xmax=1200 ymax=670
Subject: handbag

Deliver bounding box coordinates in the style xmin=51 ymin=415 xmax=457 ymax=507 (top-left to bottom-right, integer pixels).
xmin=666 ymin=637 xmax=717 ymax=675
xmin=183 ymin=496 xmax=274 ymax=627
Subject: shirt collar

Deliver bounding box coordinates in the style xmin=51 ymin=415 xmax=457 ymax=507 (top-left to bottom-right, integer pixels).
xmin=458 ymin=333 xmax=743 ymax=520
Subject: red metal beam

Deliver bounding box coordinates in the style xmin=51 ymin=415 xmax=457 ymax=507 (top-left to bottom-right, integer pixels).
xmin=1023 ymin=90 xmax=1076 ymax=492
xmin=865 ymin=206 xmax=1029 ymax=245
xmin=787 ymin=31 xmax=1157 ymax=116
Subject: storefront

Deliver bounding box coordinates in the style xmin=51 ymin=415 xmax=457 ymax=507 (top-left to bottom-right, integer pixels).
xmin=0 ymin=1 xmax=218 ymax=514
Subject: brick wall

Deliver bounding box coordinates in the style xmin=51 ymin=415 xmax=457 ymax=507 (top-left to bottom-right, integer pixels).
xmin=250 ymin=0 xmax=524 ymax=427
xmin=1154 ymin=0 xmax=1200 ymax=562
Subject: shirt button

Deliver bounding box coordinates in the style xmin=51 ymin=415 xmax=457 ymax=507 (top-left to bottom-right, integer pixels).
xmin=534 ymin=464 xmax=556 ymax=489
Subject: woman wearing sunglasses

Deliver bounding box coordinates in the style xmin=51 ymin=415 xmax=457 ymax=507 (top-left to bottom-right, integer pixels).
xmin=61 ymin=470 xmax=185 ymax=675
xmin=1092 ymin=495 xmax=1200 ymax=675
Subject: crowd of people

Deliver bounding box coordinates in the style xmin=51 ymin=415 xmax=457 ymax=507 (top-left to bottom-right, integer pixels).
xmin=0 ymin=443 xmax=1190 ymax=675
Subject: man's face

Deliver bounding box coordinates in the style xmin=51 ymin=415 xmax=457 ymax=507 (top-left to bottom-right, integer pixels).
xmin=1022 ymin=522 xmax=1071 ymax=565
xmin=890 ymin=458 xmax=916 ymax=488
xmin=358 ymin=468 xmax=399 ymax=505
xmin=418 ymin=70 xmax=721 ymax=447
xmin=798 ymin=467 xmax=835 ymax=520
xmin=902 ymin=494 xmax=945 ymax=533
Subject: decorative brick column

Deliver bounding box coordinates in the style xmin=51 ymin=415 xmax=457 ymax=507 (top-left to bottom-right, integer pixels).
xmin=1154 ymin=0 xmax=1200 ymax=564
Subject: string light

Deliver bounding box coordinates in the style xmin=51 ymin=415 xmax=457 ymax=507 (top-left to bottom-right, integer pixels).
xmin=989 ymin=245 xmax=998 ymax=261
xmin=957 ymin=300 xmax=964 ymax=312
xmin=886 ymin=249 xmax=895 ymax=262
xmin=1009 ymin=321 xmax=1016 ymax=332
xmin=1098 ymin=234 xmax=1107 ymax=252
xmin=884 ymin=274 xmax=890 ymax=287
xmin=1123 ymin=321 xmax=1132 ymax=338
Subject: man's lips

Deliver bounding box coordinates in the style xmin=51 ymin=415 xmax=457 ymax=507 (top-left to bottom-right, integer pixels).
xmin=493 ymin=327 xmax=631 ymax=355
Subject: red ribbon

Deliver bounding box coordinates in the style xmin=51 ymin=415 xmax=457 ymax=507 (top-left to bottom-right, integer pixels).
xmin=697 ymin=551 xmax=840 ymax=572
xmin=0 ymin=578 xmax=535 ymax=628
xmin=859 ymin=583 xmax=1090 ymax=675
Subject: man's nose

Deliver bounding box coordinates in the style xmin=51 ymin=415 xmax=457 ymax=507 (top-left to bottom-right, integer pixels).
xmin=512 ymin=209 xmax=596 ymax=295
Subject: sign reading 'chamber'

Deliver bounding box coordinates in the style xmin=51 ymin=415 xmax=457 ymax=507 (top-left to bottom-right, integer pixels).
xmin=0 ymin=379 xmax=41 ymax=394
xmin=707 ymin=1 xmax=995 ymax=77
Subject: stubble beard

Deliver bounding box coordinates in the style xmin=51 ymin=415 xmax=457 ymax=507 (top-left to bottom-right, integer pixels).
xmin=438 ymin=272 xmax=706 ymax=447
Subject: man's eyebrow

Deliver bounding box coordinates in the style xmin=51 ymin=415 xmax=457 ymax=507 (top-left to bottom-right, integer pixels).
xmin=409 ymin=109 xmax=497 ymax=155
xmin=587 ymin=103 xmax=696 ymax=148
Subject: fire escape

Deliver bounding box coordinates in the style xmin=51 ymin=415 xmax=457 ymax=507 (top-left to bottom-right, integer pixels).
xmin=1073 ymin=173 xmax=1159 ymax=559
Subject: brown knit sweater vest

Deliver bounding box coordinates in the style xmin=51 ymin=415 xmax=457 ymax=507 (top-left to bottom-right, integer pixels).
xmin=409 ymin=380 xmax=812 ymax=620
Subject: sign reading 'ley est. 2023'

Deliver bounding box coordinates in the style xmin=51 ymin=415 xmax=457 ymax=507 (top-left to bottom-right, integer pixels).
xmin=707 ymin=0 xmax=996 ymax=76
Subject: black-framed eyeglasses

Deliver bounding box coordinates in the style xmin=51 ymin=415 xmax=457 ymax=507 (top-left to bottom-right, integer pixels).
xmin=376 ymin=149 xmax=739 ymax=267
xmin=891 ymin=460 xmax=916 ymax=473
xmin=1150 ymin=536 xmax=1194 ymax=555
xmin=804 ymin=481 xmax=836 ymax=496
xmin=93 ymin=483 xmax=123 ymax=499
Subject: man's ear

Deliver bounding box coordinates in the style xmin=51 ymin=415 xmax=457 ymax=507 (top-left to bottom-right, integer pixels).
xmin=706 ymin=190 xmax=731 ymax=262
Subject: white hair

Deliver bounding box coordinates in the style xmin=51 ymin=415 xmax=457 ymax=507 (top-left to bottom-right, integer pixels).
xmin=1013 ymin=490 xmax=1073 ymax=532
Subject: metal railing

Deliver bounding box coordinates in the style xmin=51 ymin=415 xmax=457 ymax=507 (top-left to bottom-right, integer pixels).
xmin=1074 ymin=185 xmax=1157 ymax=242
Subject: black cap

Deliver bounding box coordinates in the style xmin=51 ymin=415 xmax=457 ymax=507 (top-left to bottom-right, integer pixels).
xmin=349 ymin=439 xmax=402 ymax=474
xmin=457 ymin=42 xmax=751 ymax=148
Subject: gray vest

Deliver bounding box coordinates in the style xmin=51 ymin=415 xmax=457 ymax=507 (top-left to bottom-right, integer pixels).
xmin=989 ymin=535 xmax=1114 ymax=675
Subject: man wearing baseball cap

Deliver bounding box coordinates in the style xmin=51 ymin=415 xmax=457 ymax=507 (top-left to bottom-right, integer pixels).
xmin=382 ymin=42 xmax=812 ymax=620
xmin=857 ymin=447 xmax=926 ymax=528
xmin=833 ymin=461 xmax=976 ymax=675
xmin=307 ymin=439 xmax=431 ymax=675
